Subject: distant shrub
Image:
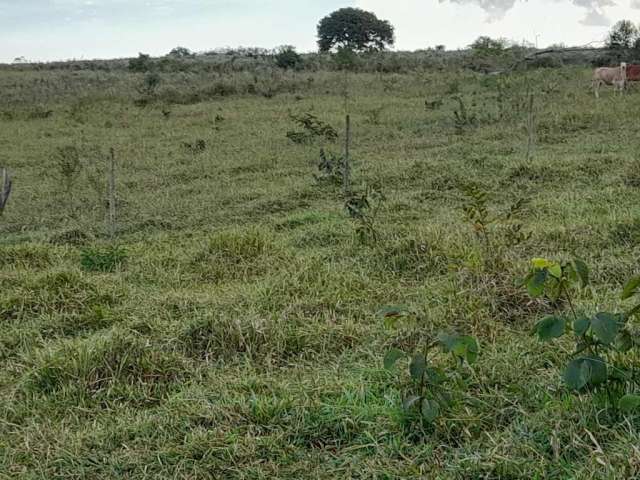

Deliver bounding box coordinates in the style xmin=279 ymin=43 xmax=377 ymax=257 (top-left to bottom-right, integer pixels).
xmin=208 ymin=81 xmax=238 ymax=97
xmin=181 ymin=139 xmax=206 ymax=155
xmin=314 ymin=148 xmax=345 ymax=185
xmin=128 ymin=53 xmax=153 ymax=72
xmin=526 ymin=55 xmax=563 ymax=69
xmin=275 ymin=45 xmax=303 ymax=70
xmin=452 ymin=96 xmax=477 ymax=133
xmin=137 ymin=72 xmax=161 ymax=97
xmin=51 ymin=145 xmax=83 ymax=212
xmin=168 ymin=46 xmax=195 ymax=58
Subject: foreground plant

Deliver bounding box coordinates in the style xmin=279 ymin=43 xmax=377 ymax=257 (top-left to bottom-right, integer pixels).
xmin=345 ymin=184 xmax=385 ymax=243
xmin=460 ymin=183 xmax=530 ymax=253
xmin=286 ymin=113 xmax=338 ymax=144
xmin=523 ymin=257 xmax=640 ymax=412
xmin=380 ymin=306 xmax=479 ymax=422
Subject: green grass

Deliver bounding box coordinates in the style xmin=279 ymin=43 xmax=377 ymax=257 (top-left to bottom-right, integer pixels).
xmin=1 ymin=64 xmax=639 ymax=478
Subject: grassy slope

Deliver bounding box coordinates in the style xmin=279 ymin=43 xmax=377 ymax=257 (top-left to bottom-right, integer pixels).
xmin=1 ymin=66 xmax=640 ymax=479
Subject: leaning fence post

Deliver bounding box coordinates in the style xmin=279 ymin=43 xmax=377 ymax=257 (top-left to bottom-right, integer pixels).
xmin=343 ymin=114 xmax=351 ymax=196
xmin=0 ymin=168 xmax=12 ymax=217
xmin=107 ymin=148 xmax=117 ymax=238
xmin=525 ymin=89 xmax=536 ymax=163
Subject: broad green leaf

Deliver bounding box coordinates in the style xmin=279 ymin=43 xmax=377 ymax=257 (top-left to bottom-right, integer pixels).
xmin=403 ymin=395 xmax=421 ymax=411
xmin=564 ymin=359 xmax=589 ymax=390
xmin=591 ymin=312 xmax=620 ymax=345
xmin=546 ymin=279 xmax=562 ymax=302
xmin=531 ymin=258 xmax=561 ymax=279
xmin=527 ymin=269 xmax=548 ymax=297
xmin=573 ymin=316 xmax=591 ymax=337
xmin=548 ymin=263 xmax=562 ymax=279
xmin=571 ymin=259 xmax=589 ymax=287
xmin=421 ymin=398 xmax=440 ymax=422
xmin=622 ymin=276 xmax=640 ymax=300
xmin=457 ymin=336 xmax=479 ymax=364
xmin=438 ymin=333 xmax=479 ymax=365
xmin=535 ymin=316 xmax=566 ymax=341
xmin=587 ymin=357 xmax=608 ymax=385
xmin=409 ymin=354 xmax=426 ymax=381
xmin=619 ymin=394 xmax=640 ymax=413
xmin=384 ymin=348 xmax=405 ymax=370
xmin=437 ymin=333 xmax=458 ymax=351
xmin=531 ymin=258 xmax=554 ymax=269
xmin=564 ymin=357 xmax=607 ymax=391
xmin=425 ymin=367 xmax=446 ymax=385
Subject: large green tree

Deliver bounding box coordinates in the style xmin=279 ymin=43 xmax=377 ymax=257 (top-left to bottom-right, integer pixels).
xmin=606 ymin=20 xmax=639 ymax=49
xmin=317 ymin=8 xmax=394 ymax=53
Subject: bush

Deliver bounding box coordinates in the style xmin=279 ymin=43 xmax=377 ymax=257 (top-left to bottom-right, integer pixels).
xmin=129 ymin=53 xmax=153 ymax=72
xmin=275 ymin=45 xmax=303 ymax=70
xmin=168 ymin=46 xmax=195 ymax=58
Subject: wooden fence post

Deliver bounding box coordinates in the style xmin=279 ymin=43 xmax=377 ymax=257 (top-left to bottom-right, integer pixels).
xmin=108 ymin=148 xmax=117 ymax=238
xmin=0 ymin=168 xmax=11 ymax=216
xmin=343 ymin=114 xmax=351 ymax=196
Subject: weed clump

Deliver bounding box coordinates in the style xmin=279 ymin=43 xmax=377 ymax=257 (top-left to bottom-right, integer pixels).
xmin=49 ymin=228 xmax=91 ymax=246
xmin=380 ymin=237 xmax=449 ymax=279
xmin=182 ymin=312 xmax=359 ymax=362
xmin=80 ymin=244 xmax=127 ymax=272
xmin=609 ymin=218 xmax=640 ymax=247
xmin=1 ymin=271 xmax=117 ymax=321
xmin=0 ymin=244 xmax=53 ymax=269
xmin=181 ymin=139 xmax=207 ymax=155
xmin=23 ymin=328 xmax=186 ymax=404
xmin=314 ymin=148 xmax=345 ymax=186
xmin=190 ymin=228 xmax=282 ymax=282
xmin=624 ymin=160 xmax=640 ymax=188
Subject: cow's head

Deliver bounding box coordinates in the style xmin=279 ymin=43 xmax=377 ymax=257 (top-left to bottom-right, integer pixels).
xmin=621 ymin=62 xmax=628 ymax=71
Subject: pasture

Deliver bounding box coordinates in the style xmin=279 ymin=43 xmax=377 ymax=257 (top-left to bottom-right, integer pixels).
xmin=1 ymin=63 xmax=640 ymax=478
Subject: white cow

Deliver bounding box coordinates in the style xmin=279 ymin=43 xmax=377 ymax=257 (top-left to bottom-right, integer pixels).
xmin=593 ymin=62 xmax=627 ymax=98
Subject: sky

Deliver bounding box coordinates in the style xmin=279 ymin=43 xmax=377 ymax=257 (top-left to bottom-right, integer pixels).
xmin=2 ymin=0 xmax=640 ymax=63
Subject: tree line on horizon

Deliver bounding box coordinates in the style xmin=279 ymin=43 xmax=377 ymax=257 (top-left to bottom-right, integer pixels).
xmin=10 ymin=7 xmax=640 ymax=69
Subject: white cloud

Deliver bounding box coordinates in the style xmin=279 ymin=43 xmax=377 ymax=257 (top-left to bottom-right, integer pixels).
xmin=357 ymin=0 xmax=640 ymax=49
xmin=437 ymin=0 xmax=625 ymax=26
xmin=440 ymin=0 xmax=517 ymax=20
xmin=580 ymin=8 xmax=611 ymax=25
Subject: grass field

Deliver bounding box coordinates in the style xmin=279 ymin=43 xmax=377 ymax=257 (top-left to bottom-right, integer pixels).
xmin=1 ymin=64 xmax=640 ymax=479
